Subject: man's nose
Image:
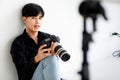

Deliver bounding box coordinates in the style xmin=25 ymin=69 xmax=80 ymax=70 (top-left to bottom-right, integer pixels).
xmin=35 ymin=18 xmax=40 ymax=24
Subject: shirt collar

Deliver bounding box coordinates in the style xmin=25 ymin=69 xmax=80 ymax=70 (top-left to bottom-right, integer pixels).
xmin=22 ymin=29 xmax=41 ymax=47
xmin=23 ymin=29 xmax=32 ymax=40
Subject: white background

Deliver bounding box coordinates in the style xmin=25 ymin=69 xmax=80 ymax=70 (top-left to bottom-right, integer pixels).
xmin=0 ymin=0 xmax=120 ymax=80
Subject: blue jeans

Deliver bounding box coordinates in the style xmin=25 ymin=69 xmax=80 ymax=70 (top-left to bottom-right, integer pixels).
xmin=31 ymin=55 xmax=60 ymax=80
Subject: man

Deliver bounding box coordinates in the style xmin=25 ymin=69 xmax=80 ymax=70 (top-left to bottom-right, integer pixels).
xmin=10 ymin=3 xmax=60 ymax=80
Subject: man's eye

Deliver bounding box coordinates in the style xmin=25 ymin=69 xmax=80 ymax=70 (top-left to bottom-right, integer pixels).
xmin=39 ymin=17 xmax=42 ymax=20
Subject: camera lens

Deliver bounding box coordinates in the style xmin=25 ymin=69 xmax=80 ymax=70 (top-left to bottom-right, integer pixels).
xmin=54 ymin=44 xmax=70 ymax=62
xmin=60 ymin=53 xmax=70 ymax=62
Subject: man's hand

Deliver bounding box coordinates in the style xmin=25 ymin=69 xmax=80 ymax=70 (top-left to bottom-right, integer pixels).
xmin=50 ymin=42 xmax=57 ymax=55
xmin=34 ymin=44 xmax=52 ymax=63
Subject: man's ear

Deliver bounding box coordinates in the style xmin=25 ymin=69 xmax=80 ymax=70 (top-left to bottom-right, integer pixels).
xmin=22 ymin=17 xmax=27 ymax=24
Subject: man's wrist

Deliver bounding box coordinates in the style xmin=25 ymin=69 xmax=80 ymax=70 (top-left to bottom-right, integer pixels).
xmin=34 ymin=55 xmax=40 ymax=63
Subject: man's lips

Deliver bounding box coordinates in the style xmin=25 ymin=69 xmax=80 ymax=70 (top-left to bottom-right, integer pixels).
xmin=34 ymin=25 xmax=40 ymax=28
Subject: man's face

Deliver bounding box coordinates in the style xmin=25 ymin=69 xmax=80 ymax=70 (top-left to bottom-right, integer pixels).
xmin=23 ymin=13 xmax=43 ymax=33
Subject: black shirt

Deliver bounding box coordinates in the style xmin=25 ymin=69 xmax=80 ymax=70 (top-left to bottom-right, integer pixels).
xmin=10 ymin=29 xmax=51 ymax=80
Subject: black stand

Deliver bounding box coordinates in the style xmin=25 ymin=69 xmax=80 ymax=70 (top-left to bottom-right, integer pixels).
xmin=78 ymin=17 xmax=93 ymax=80
xmin=78 ymin=0 xmax=107 ymax=80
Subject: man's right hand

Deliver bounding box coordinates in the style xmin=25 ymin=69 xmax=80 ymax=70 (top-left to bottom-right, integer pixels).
xmin=34 ymin=44 xmax=52 ymax=63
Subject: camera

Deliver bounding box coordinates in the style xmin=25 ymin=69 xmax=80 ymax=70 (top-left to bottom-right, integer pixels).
xmin=41 ymin=35 xmax=70 ymax=62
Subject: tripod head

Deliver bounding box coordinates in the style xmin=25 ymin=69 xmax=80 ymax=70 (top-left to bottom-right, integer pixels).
xmin=79 ymin=0 xmax=108 ymax=32
xmin=79 ymin=0 xmax=107 ymax=20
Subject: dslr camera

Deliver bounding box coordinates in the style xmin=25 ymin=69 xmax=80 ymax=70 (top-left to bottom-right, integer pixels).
xmin=41 ymin=35 xmax=70 ymax=62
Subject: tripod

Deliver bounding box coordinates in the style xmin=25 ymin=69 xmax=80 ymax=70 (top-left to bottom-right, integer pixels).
xmin=78 ymin=0 xmax=107 ymax=80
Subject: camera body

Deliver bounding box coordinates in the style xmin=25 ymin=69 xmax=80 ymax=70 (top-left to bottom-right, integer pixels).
xmin=41 ymin=35 xmax=70 ymax=62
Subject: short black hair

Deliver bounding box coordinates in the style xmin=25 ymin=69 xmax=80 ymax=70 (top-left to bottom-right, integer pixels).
xmin=22 ymin=3 xmax=45 ymax=17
